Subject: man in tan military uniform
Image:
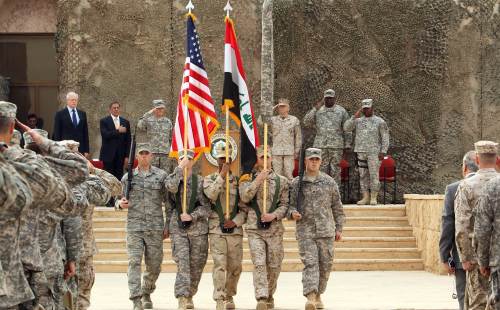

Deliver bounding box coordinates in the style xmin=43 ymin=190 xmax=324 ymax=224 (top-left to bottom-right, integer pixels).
xmin=455 ymin=140 xmax=499 ymax=310
xmin=239 ymin=145 xmax=289 ymax=310
xmin=270 ymin=98 xmax=301 ymax=180
xmin=289 ymin=148 xmax=345 ymax=310
xmin=203 ymin=142 xmax=246 ymax=310
xmin=474 ymin=175 xmax=500 ymax=310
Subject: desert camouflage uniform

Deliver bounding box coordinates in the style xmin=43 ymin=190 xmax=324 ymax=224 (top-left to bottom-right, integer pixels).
xmin=344 ymin=115 xmax=389 ymax=192
xmin=455 ymin=168 xmax=498 ymax=310
xmin=303 ymin=105 xmax=351 ymax=183
xmin=0 ymin=151 xmax=34 ymax=308
xmin=203 ymin=172 xmax=247 ymax=302
xmin=474 ymin=176 xmax=500 ymax=310
xmin=121 ymin=166 xmax=168 ymax=300
xmin=76 ymin=168 xmax=122 ymax=310
xmin=288 ymin=172 xmax=345 ymax=296
xmin=270 ymin=115 xmax=301 ymax=180
xmin=239 ymin=170 xmax=289 ymax=301
xmin=165 ymin=167 xmax=210 ymax=298
xmin=137 ymin=111 xmax=174 ymax=172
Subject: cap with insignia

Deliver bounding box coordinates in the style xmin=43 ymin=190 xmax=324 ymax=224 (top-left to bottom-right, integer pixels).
xmin=58 ymin=140 xmax=80 ymax=151
xmin=474 ymin=140 xmax=498 ymax=154
xmin=10 ymin=129 xmax=22 ymax=146
xmin=361 ymin=99 xmax=373 ymax=108
xmin=179 ymin=149 xmax=195 ymax=160
xmin=23 ymin=129 xmax=48 ymax=145
xmin=305 ymin=147 xmax=322 ymax=160
xmin=256 ymin=145 xmax=272 ymax=158
xmin=136 ymin=143 xmax=152 ymax=153
xmin=152 ymin=99 xmax=166 ymax=109
xmin=213 ymin=140 xmax=233 ymax=159
xmin=273 ymin=98 xmax=290 ymax=110
xmin=0 ymin=101 xmax=17 ymax=118
xmin=324 ymin=89 xmax=336 ymax=98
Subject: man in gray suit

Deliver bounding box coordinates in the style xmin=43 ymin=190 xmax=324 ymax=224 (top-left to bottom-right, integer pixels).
xmin=439 ymin=150 xmax=478 ymax=310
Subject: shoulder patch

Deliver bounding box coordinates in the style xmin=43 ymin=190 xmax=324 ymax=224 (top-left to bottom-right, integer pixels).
xmin=239 ymin=174 xmax=252 ymax=183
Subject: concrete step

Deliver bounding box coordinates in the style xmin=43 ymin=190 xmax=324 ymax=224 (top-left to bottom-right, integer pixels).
xmin=93 ymin=226 xmax=414 ymax=239
xmin=93 ymin=258 xmax=424 ymax=273
xmin=95 ymin=236 xmax=417 ymax=250
xmin=94 ymin=247 xmax=421 ymax=261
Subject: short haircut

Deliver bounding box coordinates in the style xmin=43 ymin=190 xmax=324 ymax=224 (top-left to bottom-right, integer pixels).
xmin=478 ymin=153 xmax=497 ymax=165
xmin=462 ymin=151 xmax=478 ymax=172
xmin=109 ymin=101 xmax=120 ymax=108
xmin=0 ymin=116 xmax=14 ymax=134
xmin=66 ymin=91 xmax=79 ymax=100
xmin=27 ymin=113 xmax=38 ymax=119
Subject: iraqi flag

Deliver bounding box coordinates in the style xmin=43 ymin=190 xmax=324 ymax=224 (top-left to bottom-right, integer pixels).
xmin=222 ymin=16 xmax=259 ymax=174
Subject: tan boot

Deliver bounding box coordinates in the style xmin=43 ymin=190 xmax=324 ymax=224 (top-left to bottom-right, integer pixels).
xmin=357 ymin=192 xmax=370 ymax=205
xmin=266 ymin=296 xmax=274 ymax=309
xmin=132 ymin=297 xmax=144 ymax=310
xmin=178 ymin=297 xmax=188 ymax=310
xmin=225 ymin=296 xmax=235 ymax=309
xmin=315 ymin=294 xmax=324 ymax=309
xmin=305 ymin=293 xmax=317 ymax=310
xmin=186 ymin=296 xmax=194 ymax=309
xmin=370 ymin=191 xmax=378 ymax=205
xmin=256 ymin=298 xmax=268 ymax=310
xmin=142 ymin=294 xmax=153 ymax=309
xmin=216 ymin=299 xmax=225 ymax=310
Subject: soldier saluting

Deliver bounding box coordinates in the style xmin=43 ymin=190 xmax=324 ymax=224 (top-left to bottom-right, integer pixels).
xmin=289 ymin=148 xmax=345 ymax=310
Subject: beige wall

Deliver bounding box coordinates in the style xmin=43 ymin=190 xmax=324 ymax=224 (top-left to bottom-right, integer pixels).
xmin=405 ymin=194 xmax=446 ymax=275
xmin=0 ymin=0 xmax=56 ymax=33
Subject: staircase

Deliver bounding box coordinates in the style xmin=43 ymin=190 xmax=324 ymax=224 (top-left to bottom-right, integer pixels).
xmin=93 ymin=205 xmax=424 ymax=272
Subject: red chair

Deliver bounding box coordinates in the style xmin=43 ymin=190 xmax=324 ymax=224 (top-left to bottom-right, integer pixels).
xmin=379 ymin=155 xmax=397 ymax=204
xmin=90 ymin=159 xmax=104 ymax=169
xmin=339 ymin=159 xmax=350 ymax=203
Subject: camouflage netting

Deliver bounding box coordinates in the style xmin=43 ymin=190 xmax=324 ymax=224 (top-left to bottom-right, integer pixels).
xmin=274 ymin=0 xmax=500 ymax=197
xmin=56 ymin=0 xmax=499 ymax=195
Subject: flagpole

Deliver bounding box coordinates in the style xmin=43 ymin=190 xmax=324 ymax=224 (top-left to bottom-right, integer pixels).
xmin=225 ymin=104 xmax=230 ymax=220
xmin=182 ymin=95 xmax=189 ymax=216
xmin=263 ymin=123 xmax=268 ymax=215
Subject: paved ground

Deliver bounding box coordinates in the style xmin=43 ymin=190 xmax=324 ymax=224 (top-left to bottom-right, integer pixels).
xmin=89 ymin=271 xmax=458 ymax=310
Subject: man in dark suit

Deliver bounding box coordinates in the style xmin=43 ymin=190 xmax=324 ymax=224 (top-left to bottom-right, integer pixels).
xmin=99 ymin=101 xmax=131 ymax=180
xmin=439 ymin=150 xmax=478 ymax=310
xmin=53 ymin=91 xmax=90 ymax=156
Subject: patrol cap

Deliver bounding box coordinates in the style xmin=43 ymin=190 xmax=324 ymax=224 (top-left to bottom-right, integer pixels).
xmin=213 ymin=141 xmax=233 ymax=159
xmin=136 ymin=143 xmax=152 ymax=154
xmin=179 ymin=149 xmax=195 ymax=160
xmin=10 ymin=129 xmax=21 ymax=146
xmin=474 ymin=140 xmax=498 ymax=154
xmin=324 ymin=89 xmax=336 ymax=98
xmin=58 ymin=140 xmax=80 ymax=151
xmin=361 ymin=99 xmax=373 ymax=109
xmin=152 ymin=99 xmax=167 ymax=109
xmin=0 ymin=101 xmax=17 ymax=118
xmin=23 ymin=129 xmax=48 ymax=145
xmin=256 ymin=145 xmax=272 ymax=158
xmin=273 ymin=98 xmax=290 ymax=110
xmin=305 ymin=148 xmax=322 ymax=160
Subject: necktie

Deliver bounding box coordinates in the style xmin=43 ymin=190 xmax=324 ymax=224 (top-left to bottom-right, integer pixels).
xmin=71 ymin=109 xmax=78 ymax=127
xmin=114 ymin=117 xmax=120 ymax=129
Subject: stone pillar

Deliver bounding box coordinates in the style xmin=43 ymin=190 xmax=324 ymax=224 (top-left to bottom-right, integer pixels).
xmin=260 ymin=0 xmax=273 ymax=122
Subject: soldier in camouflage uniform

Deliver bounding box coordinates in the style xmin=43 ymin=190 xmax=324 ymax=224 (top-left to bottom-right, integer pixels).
xmin=203 ymin=142 xmax=247 ymax=310
xmin=474 ymin=175 xmax=500 ymax=310
xmin=164 ymin=150 xmax=210 ymax=310
xmin=0 ymin=101 xmax=34 ymax=309
xmin=344 ymin=99 xmax=390 ymax=205
xmin=270 ymin=98 xmax=301 ymax=180
xmin=455 ymin=141 xmax=499 ymax=310
xmin=303 ymin=89 xmax=351 ymax=184
xmin=118 ymin=143 xmax=170 ymax=310
xmin=288 ymin=148 xmax=345 ymax=310
xmin=137 ymin=99 xmax=174 ymax=173
xmin=239 ymin=145 xmax=289 ymax=310
xmin=10 ymin=129 xmax=21 ymax=146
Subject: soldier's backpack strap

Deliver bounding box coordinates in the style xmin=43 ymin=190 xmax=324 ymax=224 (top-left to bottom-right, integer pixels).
xmin=214 ymin=187 xmax=240 ymax=225
xmin=175 ymin=174 xmax=199 ymax=215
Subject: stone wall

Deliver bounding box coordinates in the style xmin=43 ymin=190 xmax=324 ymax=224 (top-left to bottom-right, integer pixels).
xmin=0 ymin=0 xmax=56 ymax=33
xmin=405 ymin=194 xmax=446 ymax=275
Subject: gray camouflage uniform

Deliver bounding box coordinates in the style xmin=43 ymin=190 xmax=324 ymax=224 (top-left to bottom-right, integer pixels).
xmin=303 ymin=105 xmax=351 ymax=183
xmin=474 ymin=176 xmax=500 ymax=310
xmin=137 ymin=111 xmax=174 ymax=172
xmin=288 ymin=172 xmax=345 ymax=296
xmin=270 ymin=115 xmax=301 ymax=180
xmin=239 ymin=170 xmax=289 ymax=301
xmin=203 ymin=172 xmax=246 ymax=302
xmin=121 ymin=166 xmax=168 ymax=300
xmin=165 ymin=167 xmax=210 ymax=298
xmin=455 ymin=168 xmax=498 ymax=310
xmin=344 ymin=114 xmax=390 ymax=192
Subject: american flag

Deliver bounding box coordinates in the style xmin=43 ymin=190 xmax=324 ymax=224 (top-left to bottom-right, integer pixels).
xmin=170 ymin=14 xmax=219 ymax=159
